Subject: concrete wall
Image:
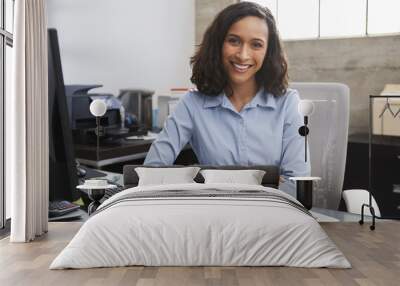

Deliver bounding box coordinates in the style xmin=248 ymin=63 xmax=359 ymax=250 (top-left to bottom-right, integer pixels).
xmin=285 ymin=36 xmax=400 ymax=134
xmin=47 ymin=0 xmax=195 ymax=96
xmin=195 ymin=0 xmax=400 ymax=134
xmin=195 ymin=0 xmax=237 ymax=45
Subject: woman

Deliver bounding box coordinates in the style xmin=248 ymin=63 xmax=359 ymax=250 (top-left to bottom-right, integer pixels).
xmin=144 ymin=2 xmax=310 ymax=196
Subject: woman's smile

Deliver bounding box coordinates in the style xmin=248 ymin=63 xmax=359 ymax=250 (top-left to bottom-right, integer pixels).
xmin=231 ymin=62 xmax=254 ymax=73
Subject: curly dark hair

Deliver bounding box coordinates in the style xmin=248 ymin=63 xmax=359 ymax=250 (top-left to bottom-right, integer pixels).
xmin=190 ymin=1 xmax=288 ymax=97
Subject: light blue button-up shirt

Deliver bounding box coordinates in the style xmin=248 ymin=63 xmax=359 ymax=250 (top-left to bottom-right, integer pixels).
xmin=144 ymin=88 xmax=310 ymax=196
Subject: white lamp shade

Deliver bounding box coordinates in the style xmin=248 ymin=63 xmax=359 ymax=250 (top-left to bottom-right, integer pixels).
xmin=298 ymin=100 xmax=315 ymax=116
xmin=89 ymin=99 xmax=107 ymax=117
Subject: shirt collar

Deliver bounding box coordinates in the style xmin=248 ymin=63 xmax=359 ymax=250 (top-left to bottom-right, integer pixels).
xmin=203 ymin=88 xmax=277 ymax=110
xmin=203 ymin=92 xmax=224 ymax=108
xmin=246 ymin=88 xmax=277 ymax=109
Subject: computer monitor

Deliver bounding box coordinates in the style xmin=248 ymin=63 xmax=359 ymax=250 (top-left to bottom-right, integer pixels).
xmin=48 ymin=28 xmax=79 ymax=202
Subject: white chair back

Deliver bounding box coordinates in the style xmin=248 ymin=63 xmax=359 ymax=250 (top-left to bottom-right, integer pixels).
xmin=290 ymin=82 xmax=350 ymax=209
xmin=342 ymin=189 xmax=381 ymax=217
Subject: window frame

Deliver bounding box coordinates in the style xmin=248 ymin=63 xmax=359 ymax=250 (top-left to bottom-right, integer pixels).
xmin=246 ymin=0 xmax=400 ymax=40
xmin=1 ymin=0 xmax=13 ymax=231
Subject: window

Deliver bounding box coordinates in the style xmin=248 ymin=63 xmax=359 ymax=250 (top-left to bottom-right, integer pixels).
xmin=320 ymin=0 xmax=366 ymax=37
xmin=5 ymin=0 xmax=13 ymax=33
xmin=246 ymin=0 xmax=400 ymax=39
xmin=0 ymin=35 xmax=3 ymax=230
xmin=250 ymin=0 xmax=278 ymax=18
xmin=1 ymin=0 xmax=14 ymax=230
xmin=5 ymin=44 xmax=11 ymax=221
xmin=278 ymin=0 xmax=319 ymax=40
xmin=368 ymin=0 xmax=400 ymax=35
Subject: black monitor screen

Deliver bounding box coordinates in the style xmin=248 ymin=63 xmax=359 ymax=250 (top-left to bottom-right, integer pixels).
xmin=48 ymin=28 xmax=79 ymax=202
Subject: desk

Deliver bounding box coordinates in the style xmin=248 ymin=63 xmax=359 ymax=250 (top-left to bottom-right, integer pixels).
xmin=75 ymin=139 xmax=198 ymax=171
xmin=75 ymin=139 xmax=153 ymax=168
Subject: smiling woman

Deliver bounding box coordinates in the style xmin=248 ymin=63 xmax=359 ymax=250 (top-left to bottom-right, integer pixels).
xmin=191 ymin=2 xmax=288 ymax=98
xmin=144 ymin=2 xmax=309 ymax=197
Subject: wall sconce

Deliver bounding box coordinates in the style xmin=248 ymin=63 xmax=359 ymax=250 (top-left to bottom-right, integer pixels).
xmin=89 ymin=99 xmax=107 ymax=161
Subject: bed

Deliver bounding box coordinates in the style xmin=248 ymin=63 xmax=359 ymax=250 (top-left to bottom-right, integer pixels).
xmin=50 ymin=165 xmax=350 ymax=269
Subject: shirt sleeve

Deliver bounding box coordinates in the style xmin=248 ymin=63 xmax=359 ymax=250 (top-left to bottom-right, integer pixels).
xmin=144 ymin=93 xmax=194 ymax=165
xmin=279 ymin=90 xmax=311 ymax=197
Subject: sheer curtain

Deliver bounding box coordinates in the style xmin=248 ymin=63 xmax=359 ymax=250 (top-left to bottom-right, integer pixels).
xmin=7 ymin=0 xmax=48 ymax=242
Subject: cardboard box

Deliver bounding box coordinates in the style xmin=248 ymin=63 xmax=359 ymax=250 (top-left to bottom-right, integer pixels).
xmin=372 ymin=96 xmax=400 ymax=137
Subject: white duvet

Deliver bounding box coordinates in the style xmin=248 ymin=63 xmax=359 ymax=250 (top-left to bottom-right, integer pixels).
xmin=50 ymin=183 xmax=351 ymax=269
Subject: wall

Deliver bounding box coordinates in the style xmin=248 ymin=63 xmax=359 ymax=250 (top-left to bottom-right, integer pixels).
xmin=285 ymin=35 xmax=400 ymax=134
xmin=47 ymin=0 xmax=195 ymax=96
xmin=195 ymin=0 xmax=236 ymax=45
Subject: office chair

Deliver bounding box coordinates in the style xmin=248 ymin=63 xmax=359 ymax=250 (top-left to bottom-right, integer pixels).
xmin=342 ymin=189 xmax=381 ymax=217
xmin=290 ymin=82 xmax=350 ymax=210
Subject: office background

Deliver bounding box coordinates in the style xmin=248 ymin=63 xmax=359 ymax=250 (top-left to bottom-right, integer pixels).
xmin=46 ymin=0 xmax=195 ymax=97
xmin=46 ymin=0 xmax=400 ymax=135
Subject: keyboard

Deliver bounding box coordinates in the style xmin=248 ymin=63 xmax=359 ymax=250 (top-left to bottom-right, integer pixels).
xmin=49 ymin=200 xmax=80 ymax=217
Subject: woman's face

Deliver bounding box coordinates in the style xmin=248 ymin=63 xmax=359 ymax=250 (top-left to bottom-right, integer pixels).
xmin=222 ymin=16 xmax=268 ymax=89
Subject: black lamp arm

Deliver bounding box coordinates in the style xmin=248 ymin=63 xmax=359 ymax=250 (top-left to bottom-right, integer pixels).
xmin=298 ymin=116 xmax=310 ymax=162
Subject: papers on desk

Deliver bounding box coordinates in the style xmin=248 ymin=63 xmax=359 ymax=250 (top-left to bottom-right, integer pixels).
xmin=126 ymin=131 xmax=159 ymax=140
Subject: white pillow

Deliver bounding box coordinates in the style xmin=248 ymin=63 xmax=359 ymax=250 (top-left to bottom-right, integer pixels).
xmin=200 ymin=169 xmax=266 ymax=185
xmin=135 ymin=167 xmax=201 ymax=186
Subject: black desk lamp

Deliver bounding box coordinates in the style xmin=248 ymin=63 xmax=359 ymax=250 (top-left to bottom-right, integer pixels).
xmin=89 ymin=99 xmax=107 ymax=161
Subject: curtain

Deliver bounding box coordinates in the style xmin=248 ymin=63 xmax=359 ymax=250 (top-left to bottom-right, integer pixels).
xmin=7 ymin=0 xmax=48 ymax=242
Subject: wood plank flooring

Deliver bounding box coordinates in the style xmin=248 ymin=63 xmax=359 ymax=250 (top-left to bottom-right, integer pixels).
xmin=0 ymin=222 xmax=399 ymax=286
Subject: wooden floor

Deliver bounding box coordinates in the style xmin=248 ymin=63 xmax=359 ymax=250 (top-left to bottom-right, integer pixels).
xmin=0 ymin=222 xmax=399 ymax=286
